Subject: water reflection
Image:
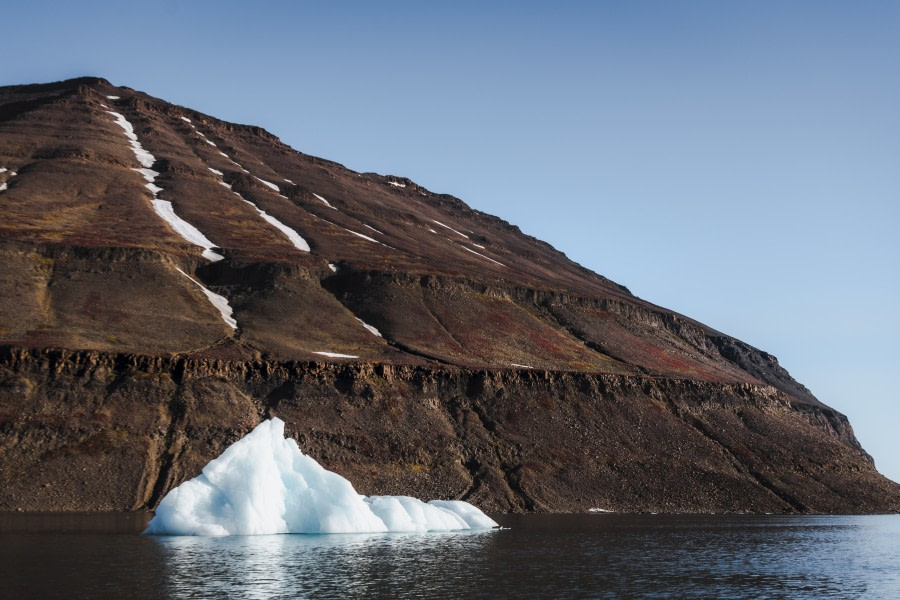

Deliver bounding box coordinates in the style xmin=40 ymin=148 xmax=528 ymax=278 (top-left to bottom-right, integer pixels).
xmin=3 ymin=515 xmax=900 ymax=599
xmin=155 ymin=530 xmax=498 ymax=599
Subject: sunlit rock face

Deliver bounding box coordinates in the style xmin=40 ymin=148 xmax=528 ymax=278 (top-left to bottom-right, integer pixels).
xmin=144 ymin=419 xmax=498 ymax=536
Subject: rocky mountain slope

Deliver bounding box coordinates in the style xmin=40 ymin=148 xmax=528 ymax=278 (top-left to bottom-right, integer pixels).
xmin=0 ymin=77 xmax=896 ymax=513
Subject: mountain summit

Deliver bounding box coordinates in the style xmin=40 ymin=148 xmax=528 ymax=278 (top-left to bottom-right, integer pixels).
xmin=0 ymin=77 xmax=896 ymax=513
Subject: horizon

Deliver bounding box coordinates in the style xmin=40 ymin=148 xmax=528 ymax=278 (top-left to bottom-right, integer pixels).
xmin=2 ymin=1 xmax=897 ymax=482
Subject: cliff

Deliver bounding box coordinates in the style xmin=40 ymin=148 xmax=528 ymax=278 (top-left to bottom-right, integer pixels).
xmin=0 ymin=77 xmax=896 ymax=513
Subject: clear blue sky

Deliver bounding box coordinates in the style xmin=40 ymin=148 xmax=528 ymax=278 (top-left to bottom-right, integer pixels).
xmin=4 ymin=1 xmax=898 ymax=482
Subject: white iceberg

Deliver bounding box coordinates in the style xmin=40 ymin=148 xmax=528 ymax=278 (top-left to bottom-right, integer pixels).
xmin=144 ymin=418 xmax=498 ymax=536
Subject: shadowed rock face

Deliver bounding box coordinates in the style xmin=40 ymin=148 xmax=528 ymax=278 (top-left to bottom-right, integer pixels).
xmin=0 ymin=77 xmax=896 ymax=513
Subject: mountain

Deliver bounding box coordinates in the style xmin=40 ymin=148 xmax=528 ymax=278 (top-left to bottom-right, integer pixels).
xmin=0 ymin=77 xmax=896 ymax=513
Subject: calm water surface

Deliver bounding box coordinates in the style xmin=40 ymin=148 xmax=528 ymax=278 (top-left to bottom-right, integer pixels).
xmin=2 ymin=514 xmax=899 ymax=598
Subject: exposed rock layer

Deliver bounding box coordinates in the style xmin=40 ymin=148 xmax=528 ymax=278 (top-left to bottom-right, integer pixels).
xmin=1 ymin=347 xmax=896 ymax=514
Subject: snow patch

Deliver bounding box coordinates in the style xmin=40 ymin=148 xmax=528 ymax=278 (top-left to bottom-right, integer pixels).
xmin=428 ymin=228 xmax=438 ymax=234
xmin=510 ymin=363 xmax=534 ymax=369
xmin=134 ymin=167 xmax=158 ymax=183
xmin=106 ymin=95 xmax=120 ymax=100
xmin=180 ymin=116 xmax=192 ymax=123
xmin=152 ymin=200 xmax=224 ymax=262
xmin=175 ymin=268 xmax=237 ymax=329
xmin=108 ymin=111 xmax=224 ymax=263
xmin=144 ymin=418 xmax=498 ymax=535
xmin=462 ymin=246 xmax=505 ymax=267
xmin=207 ymin=167 xmax=223 ymax=176
xmin=389 ymin=181 xmax=406 ymax=188
xmin=284 ymin=178 xmax=295 ymax=185
xmin=254 ymin=177 xmax=280 ymax=192
xmin=432 ymin=220 xmax=470 ymax=239
xmin=363 ymin=224 xmax=384 ymax=235
xmin=344 ymin=228 xmax=379 ymax=243
xmin=208 ymin=167 xmax=309 ymax=252
xmin=588 ymin=508 xmax=613 ymax=513
xmin=0 ymin=168 xmax=16 ymax=193
xmin=472 ymin=243 xmax=486 ymax=249
xmin=106 ymin=111 xmax=155 ymax=168
xmin=193 ymin=128 xmax=218 ymax=147
xmin=312 ymin=193 xmax=337 ymax=209
xmin=328 ymin=263 xmax=338 ymax=273
xmin=313 ymin=351 xmax=359 ymax=359
xmin=356 ymin=318 xmax=382 ymax=338
xmin=255 ymin=208 xmax=310 ymax=252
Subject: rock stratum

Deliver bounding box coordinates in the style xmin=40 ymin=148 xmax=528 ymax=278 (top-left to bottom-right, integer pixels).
xmin=0 ymin=77 xmax=896 ymax=514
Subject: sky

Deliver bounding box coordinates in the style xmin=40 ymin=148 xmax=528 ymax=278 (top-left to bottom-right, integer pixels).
xmin=2 ymin=1 xmax=898 ymax=482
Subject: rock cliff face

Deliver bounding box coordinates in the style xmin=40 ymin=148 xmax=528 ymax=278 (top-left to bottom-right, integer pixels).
xmin=0 ymin=77 xmax=896 ymax=513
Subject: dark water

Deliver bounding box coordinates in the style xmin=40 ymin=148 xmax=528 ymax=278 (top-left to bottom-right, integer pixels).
xmin=2 ymin=514 xmax=899 ymax=599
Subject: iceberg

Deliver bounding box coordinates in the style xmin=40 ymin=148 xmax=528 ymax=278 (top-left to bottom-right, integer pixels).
xmin=144 ymin=418 xmax=498 ymax=536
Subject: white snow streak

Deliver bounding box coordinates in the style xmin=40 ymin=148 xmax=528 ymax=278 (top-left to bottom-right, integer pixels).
xmin=254 ymin=177 xmax=280 ymax=192
xmin=510 ymin=363 xmax=534 ymax=369
xmin=212 ymin=148 xmax=249 ymax=173
xmin=344 ymin=228 xmax=379 ymax=243
xmin=193 ymin=128 xmax=215 ymax=145
xmin=433 ymin=220 xmax=470 ymax=239
xmin=0 ymin=168 xmax=6 ymax=173
xmin=108 ymin=111 xmax=223 ymax=262
xmin=153 ymin=201 xmax=224 ymax=262
xmin=312 ymin=193 xmax=337 ymax=209
xmin=472 ymin=243 xmax=486 ymax=249
xmin=206 ymin=164 xmax=309 ymax=252
xmin=0 ymin=183 xmax=6 ymax=192
xmin=176 ymin=268 xmax=237 ymax=329
xmin=389 ymin=181 xmax=406 ymax=188
xmin=328 ymin=263 xmax=338 ymax=272
xmin=284 ymin=178 xmax=295 ymax=185
xmin=428 ymin=228 xmax=438 ymax=234
xmin=107 ymin=111 xmax=155 ymax=168
xmin=180 ymin=117 xmax=192 ymax=123
xmin=462 ymin=245 xmax=505 ymax=267
xmin=313 ymin=351 xmax=359 ymax=359
xmin=134 ymin=167 xmax=158 ymax=182
xmin=363 ymin=224 xmax=384 ymax=235
xmin=356 ymin=318 xmax=383 ymax=338
xmin=106 ymin=95 xmax=120 ymax=100
xmin=256 ymin=209 xmax=310 ymax=252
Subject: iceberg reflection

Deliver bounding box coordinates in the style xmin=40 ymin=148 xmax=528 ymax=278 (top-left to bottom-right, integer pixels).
xmin=155 ymin=530 xmax=497 ymax=598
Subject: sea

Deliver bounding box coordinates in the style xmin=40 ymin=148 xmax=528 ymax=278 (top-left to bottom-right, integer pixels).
xmin=2 ymin=513 xmax=898 ymax=599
